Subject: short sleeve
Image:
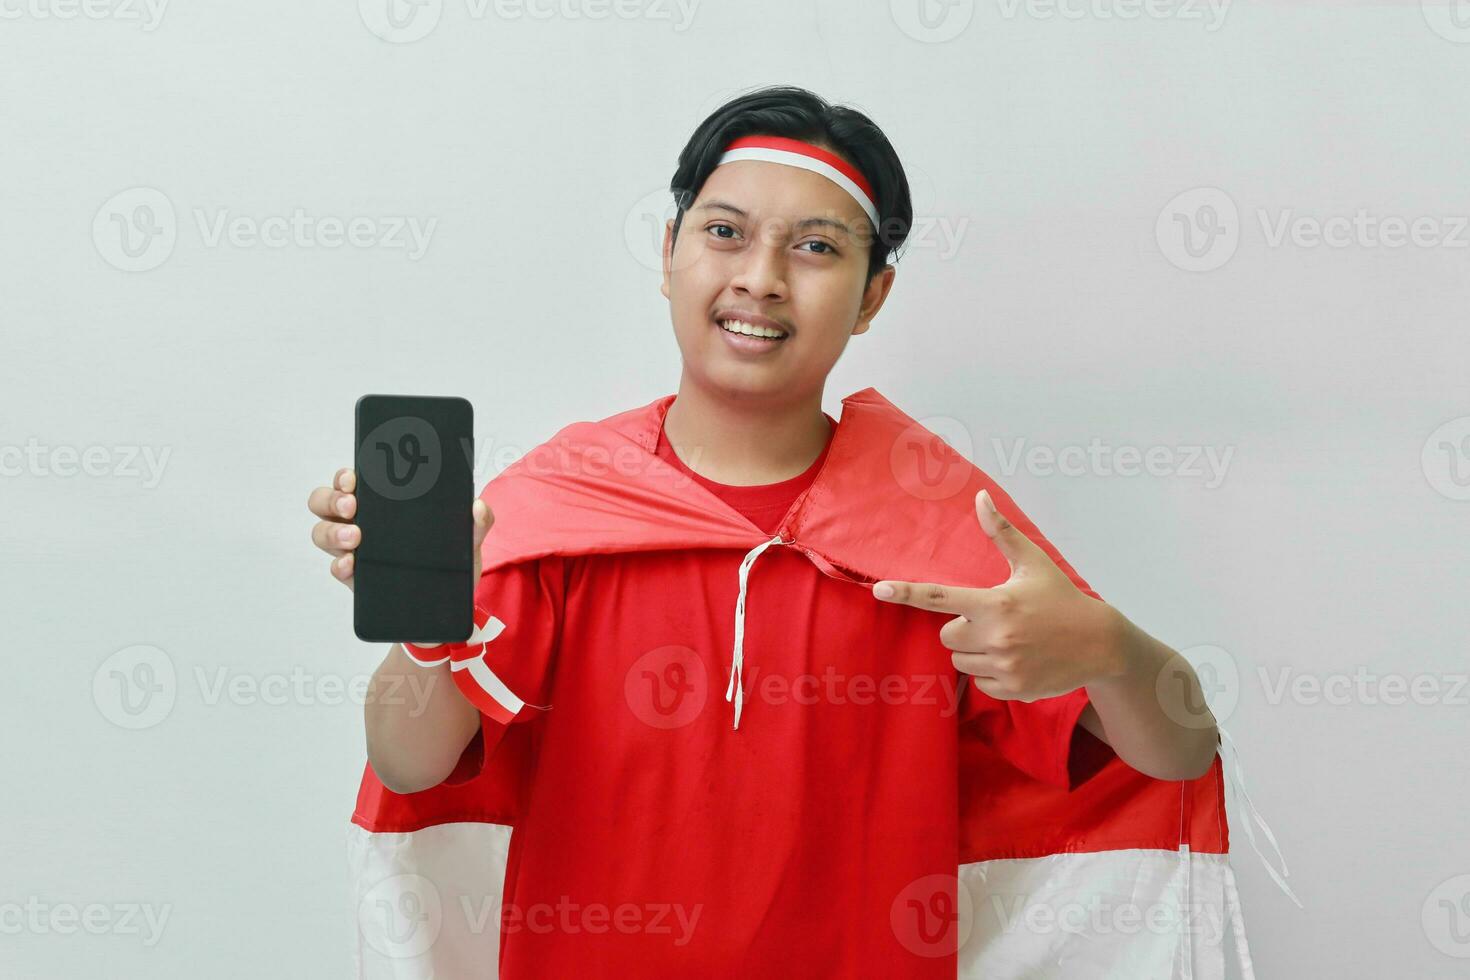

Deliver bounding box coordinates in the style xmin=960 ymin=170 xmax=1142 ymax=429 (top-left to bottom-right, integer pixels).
xmin=403 ymin=557 xmax=564 ymax=728
xmin=960 ymin=683 xmax=1095 ymax=790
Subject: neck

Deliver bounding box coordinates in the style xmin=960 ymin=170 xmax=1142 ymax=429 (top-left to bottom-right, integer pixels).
xmin=662 ymin=374 xmax=833 ymax=487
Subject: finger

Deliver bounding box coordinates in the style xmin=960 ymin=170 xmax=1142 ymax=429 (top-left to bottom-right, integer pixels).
xmin=951 ymin=587 xmax=1016 ymax=629
xmin=968 ymin=674 xmax=1017 ymax=701
xmin=470 ymin=500 xmax=493 ymax=578
xmin=331 ymin=552 xmax=355 ymax=590
xmin=307 ymin=485 xmax=355 ymax=520
xmin=337 ymin=468 xmax=356 ymax=493
xmin=312 ymin=519 xmax=359 ymax=556
xmin=938 ymin=613 xmax=986 ymax=651
xmin=472 ymin=499 xmax=495 ymax=545
xmin=950 ymin=651 xmax=999 ymax=676
xmin=871 ymin=579 xmax=978 ymax=616
xmin=975 ymin=489 xmax=1045 ymax=575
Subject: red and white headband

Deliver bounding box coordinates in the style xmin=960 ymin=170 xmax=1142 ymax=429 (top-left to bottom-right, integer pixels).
xmin=714 ymin=135 xmax=880 ymax=231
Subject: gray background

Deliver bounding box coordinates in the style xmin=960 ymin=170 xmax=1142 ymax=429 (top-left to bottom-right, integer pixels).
xmin=3 ymin=1 xmax=1468 ymax=977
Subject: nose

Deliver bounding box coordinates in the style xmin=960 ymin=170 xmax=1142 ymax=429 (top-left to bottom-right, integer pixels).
xmin=730 ymin=236 xmax=788 ymax=303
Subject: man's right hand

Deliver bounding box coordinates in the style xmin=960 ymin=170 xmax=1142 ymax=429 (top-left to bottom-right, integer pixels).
xmin=307 ymin=468 xmax=494 ymax=645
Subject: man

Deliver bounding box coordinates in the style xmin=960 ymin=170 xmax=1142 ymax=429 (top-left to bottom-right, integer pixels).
xmin=311 ymin=86 xmax=1224 ymax=978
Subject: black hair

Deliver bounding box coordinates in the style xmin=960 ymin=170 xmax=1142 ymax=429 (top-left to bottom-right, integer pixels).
xmin=668 ymin=86 xmax=913 ymax=284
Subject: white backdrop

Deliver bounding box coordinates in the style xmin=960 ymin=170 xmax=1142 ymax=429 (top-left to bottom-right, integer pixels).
xmin=3 ymin=2 xmax=1469 ymax=977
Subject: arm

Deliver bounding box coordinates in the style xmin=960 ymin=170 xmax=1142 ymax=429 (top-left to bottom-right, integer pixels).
xmin=874 ymin=488 xmax=1220 ymax=785
xmin=364 ymin=645 xmax=482 ymax=795
xmin=308 ymin=465 xmax=492 ymax=795
xmin=1077 ymin=605 xmax=1219 ymax=781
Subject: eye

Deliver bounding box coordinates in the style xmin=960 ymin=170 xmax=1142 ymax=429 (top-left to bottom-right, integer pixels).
xmin=800 ymin=239 xmax=837 ymax=255
xmin=707 ymin=222 xmax=740 ymax=240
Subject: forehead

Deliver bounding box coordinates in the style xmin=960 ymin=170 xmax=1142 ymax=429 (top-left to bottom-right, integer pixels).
xmin=693 ymin=159 xmax=871 ymax=235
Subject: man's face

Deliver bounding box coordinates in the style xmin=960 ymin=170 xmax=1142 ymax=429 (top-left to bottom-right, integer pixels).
xmin=660 ymin=153 xmax=895 ymax=403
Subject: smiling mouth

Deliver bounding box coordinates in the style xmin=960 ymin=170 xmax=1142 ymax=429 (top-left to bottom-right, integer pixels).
xmin=714 ymin=317 xmax=789 ymax=341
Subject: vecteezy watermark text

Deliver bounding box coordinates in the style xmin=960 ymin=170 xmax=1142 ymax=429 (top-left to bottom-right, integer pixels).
xmin=359 ymin=0 xmax=701 ymax=43
xmin=0 ymin=439 xmax=170 ymax=488
xmin=0 ymin=898 xmax=171 ymax=947
xmin=990 ymin=436 xmax=1234 ymax=488
xmin=0 ymin=0 xmax=167 ymax=29
xmin=92 ymin=645 xmax=439 ymax=730
xmin=93 ymin=187 xmax=437 ymax=272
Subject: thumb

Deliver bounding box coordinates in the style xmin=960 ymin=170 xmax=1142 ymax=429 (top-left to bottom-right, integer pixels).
xmin=975 ymin=488 xmax=1037 ymax=574
xmin=472 ymin=499 xmax=494 ymax=576
xmin=409 ymin=500 xmax=492 ymax=650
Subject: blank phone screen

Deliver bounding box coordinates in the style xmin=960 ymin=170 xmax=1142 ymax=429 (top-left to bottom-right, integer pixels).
xmin=353 ymin=394 xmax=474 ymax=643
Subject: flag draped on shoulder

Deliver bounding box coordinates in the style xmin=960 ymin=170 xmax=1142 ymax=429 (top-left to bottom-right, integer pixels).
xmin=348 ymin=387 xmax=1296 ymax=978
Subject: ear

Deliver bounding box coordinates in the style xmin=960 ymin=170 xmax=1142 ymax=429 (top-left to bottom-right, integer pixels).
xmin=660 ymin=218 xmax=675 ymax=300
xmin=852 ymin=264 xmax=896 ymax=336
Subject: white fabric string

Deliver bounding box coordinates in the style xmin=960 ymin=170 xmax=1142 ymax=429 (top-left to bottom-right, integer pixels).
xmin=1177 ymin=842 xmax=1194 ymax=980
xmin=1219 ymin=724 xmax=1304 ymax=909
xmin=726 ymin=533 xmax=788 ymax=730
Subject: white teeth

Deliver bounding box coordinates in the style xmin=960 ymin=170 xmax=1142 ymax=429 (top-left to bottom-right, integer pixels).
xmin=719 ymin=319 xmax=786 ymax=339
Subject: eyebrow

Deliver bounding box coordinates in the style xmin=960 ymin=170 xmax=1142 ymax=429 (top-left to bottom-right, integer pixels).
xmin=694 ymin=199 xmax=853 ymax=235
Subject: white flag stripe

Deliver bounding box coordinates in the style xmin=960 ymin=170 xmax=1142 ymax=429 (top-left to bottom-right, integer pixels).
xmin=468 ymin=614 xmax=507 ymax=646
xmin=450 ymin=649 xmax=525 ymax=717
xmin=717 ymin=146 xmax=880 ymax=228
xmin=402 ymin=644 xmax=450 ymax=667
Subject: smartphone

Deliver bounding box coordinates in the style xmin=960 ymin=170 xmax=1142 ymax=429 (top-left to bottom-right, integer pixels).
xmin=353 ymin=394 xmax=474 ymax=643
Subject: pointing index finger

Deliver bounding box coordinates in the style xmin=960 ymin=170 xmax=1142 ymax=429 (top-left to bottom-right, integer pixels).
xmin=871 ymin=579 xmax=978 ymax=616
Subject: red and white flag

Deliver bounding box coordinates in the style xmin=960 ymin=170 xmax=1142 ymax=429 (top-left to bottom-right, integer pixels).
xmin=348 ymin=387 xmax=1297 ymax=978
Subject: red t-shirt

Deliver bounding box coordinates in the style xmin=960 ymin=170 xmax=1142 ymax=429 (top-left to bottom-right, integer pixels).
xmin=410 ymin=411 xmax=1090 ymax=977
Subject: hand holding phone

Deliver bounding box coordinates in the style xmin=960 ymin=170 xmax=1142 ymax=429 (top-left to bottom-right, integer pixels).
xmin=338 ymin=394 xmax=477 ymax=643
xmin=306 ymin=468 xmax=493 ymax=604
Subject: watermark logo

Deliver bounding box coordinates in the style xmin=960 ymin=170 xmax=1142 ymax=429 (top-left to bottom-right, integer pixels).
xmin=750 ymin=666 xmax=962 ymax=717
xmin=0 ymin=0 xmax=168 ymax=30
xmin=623 ymin=650 xmax=964 ymax=727
xmin=359 ymin=873 xmax=443 ymax=959
xmin=434 ymin=889 xmax=703 ymax=943
xmin=625 ymin=645 xmax=708 ymax=729
xmin=92 ymin=645 xmax=177 ymax=730
xmin=1422 ymin=416 xmax=1470 ymax=501
xmin=486 ymin=0 xmax=700 ymax=30
xmin=361 ymin=0 xmax=699 ymax=42
xmin=891 ymin=0 xmax=975 ymax=43
xmin=624 ymin=187 xmax=689 ymax=275
xmin=1160 ymin=189 xmax=1469 ymax=271
xmin=985 ymin=892 xmax=1225 ymax=948
xmin=626 ymin=187 xmax=970 ymax=275
xmin=1423 ymin=873 xmax=1470 ymax=957
xmin=1258 ymin=666 xmax=1468 ymax=708
xmin=358 ymin=414 xmax=443 ymax=502
xmin=1257 ymin=209 xmax=1468 ymax=251
xmin=93 ymin=187 xmax=176 ymax=272
xmin=994 ymin=0 xmax=1230 ymax=30
xmin=890 ymin=415 xmax=975 ymax=502
xmin=892 ymin=874 xmax=974 ymax=957
xmin=93 ymin=187 xmax=437 ymax=271
xmin=359 ymin=0 xmax=443 ymax=42
xmin=1156 ymin=187 xmax=1239 ymax=273
xmin=0 ymin=439 xmax=171 ymax=487
xmin=1156 ymin=643 xmax=1238 ymax=727
xmin=464 ymin=432 xmax=705 ymax=492
xmin=990 ymin=436 xmax=1234 ymax=488
xmin=1423 ymin=0 xmax=1470 ymax=43
xmin=91 ymin=646 xmax=436 ymax=728
xmin=192 ymin=208 xmax=436 ymax=258
xmin=0 ymin=899 xmax=172 ymax=946
xmin=501 ymin=897 xmax=702 ymax=943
